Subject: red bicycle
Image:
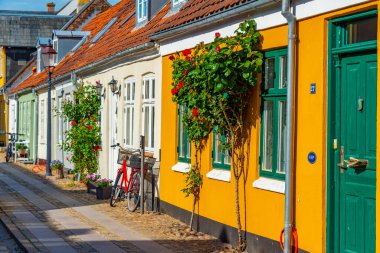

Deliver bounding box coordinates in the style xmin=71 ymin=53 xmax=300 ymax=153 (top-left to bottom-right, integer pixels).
xmin=109 ymin=143 xmax=156 ymax=212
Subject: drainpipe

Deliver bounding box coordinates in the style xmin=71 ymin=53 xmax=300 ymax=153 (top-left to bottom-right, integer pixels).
xmin=32 ymin=89 xmax=38 ymax=164
xmin=281 ymin=0 xmax=296 ymax=253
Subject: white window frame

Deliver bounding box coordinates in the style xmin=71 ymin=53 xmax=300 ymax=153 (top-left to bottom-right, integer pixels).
xmin=137 ymin=0 xmax=148 ymax=22
xmin=40 ymin=99 xmax=45 ymax=142
xmin=142 ymin=76 xmax=155 ymax=150
xmin=173 ymin=0 xmax=186 ymax=7
xmin=124 ymin=79 xmax=135 ymax=147
xmin=58 ymin=97 xmax=63 ymax=144
xmin=65 ymin=94 xmax=72 ymax=133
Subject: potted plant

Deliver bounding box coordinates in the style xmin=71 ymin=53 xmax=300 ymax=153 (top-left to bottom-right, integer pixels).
xmin=16 ymin=144 xmax=27 ymax=156
xmin=95 ymin=178 xmax=113 ymax=200
xmin=85 ymin=173 xmax=100 ymax=193
xmin=51 ymin=160 xmax=64 ymax=179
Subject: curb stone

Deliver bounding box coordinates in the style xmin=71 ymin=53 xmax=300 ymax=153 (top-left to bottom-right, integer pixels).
xmin=0 ymin=212 xmax=36 ymax=253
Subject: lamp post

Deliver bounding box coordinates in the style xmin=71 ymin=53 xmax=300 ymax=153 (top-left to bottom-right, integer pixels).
xmin=41 ymin=42 xmax=57 ymax=176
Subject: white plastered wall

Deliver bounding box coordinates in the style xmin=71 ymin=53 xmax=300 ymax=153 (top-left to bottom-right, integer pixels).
xmin=82 ymin=53 xmax=162 ymax=179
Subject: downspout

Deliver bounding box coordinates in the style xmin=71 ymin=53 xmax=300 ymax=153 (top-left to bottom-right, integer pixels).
xmin=32 ymin=89 xmax=38 ymax=164
xmin=281 ymin=0 xmax=296 ymax=253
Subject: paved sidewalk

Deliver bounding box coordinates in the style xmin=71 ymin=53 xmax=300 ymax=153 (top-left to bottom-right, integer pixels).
xmin=0 ymin=161 xmax=233 ymax=253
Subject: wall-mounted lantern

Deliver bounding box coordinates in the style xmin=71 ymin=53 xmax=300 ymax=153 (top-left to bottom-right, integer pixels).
xmin=108 ymin=76 xmax=119 ymax=94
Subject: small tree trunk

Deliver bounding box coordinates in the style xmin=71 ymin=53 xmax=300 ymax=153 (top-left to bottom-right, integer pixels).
xmin=189 ymin=195 xmax=196 ymax=231
xmin=232 ymin=138 xmax=246 ymax=252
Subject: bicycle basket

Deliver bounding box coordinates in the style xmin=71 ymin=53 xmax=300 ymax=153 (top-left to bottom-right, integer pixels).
xmin=129 ymin=155 xmax=156 ymax=170
xmin=117 ymin=149 xmax=129 ymax=165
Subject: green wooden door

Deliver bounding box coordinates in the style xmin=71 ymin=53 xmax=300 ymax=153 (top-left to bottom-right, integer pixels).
xmin=339 ymin=53 xmax=377 ymax=253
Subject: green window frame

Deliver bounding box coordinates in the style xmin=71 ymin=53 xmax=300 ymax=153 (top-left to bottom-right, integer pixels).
xmin=259 ymin=48 xmax=288 ymax=180
xmin=177 ymin=106 xmax=191 ymax=163
xmin=212 ymin=130 xmax=231 ymax=170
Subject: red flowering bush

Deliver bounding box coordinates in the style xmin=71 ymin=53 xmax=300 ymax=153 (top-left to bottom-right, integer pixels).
xmin=59 ymin=82 xmax=101 ymax=180
xmin=170 ymin=20 xmax=263 ymax=250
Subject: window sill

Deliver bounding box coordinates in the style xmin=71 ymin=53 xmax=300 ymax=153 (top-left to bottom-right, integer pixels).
xmin=171 ymin=162 xmax=190 ymax=173
xmin=252 ymin=177 xmax=285 ymax=194
xmin=206 ymin=169 xmax=230 ymax=182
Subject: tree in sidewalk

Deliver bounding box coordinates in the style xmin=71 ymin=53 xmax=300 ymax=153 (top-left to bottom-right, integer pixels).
xmin=171 ymin=20 xmax=263 ymax=251
xmin=58 ymin=81 xmax=102 ymax=180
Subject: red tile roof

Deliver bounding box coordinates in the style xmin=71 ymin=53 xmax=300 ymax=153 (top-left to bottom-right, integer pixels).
xmin=10 ymin=0 xmax=252 ymax=94
xmin=153 ymin=0 xmax=250 ymax=34
xmin=10 ymin=0 xmax=170 ymax=94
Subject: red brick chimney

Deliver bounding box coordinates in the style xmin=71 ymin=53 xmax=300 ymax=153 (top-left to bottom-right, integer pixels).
xmin=47 ymin=2 xmax=55 ymax=13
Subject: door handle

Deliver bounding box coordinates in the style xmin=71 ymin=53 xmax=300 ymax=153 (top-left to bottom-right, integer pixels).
xmin=344 ymin=157 xmax=368 ymax=168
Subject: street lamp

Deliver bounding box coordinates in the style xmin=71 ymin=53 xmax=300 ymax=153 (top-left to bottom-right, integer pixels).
xmin=41 ymin=42 xmax=57 ymax=177
xmin=108 ymin=76 xmax=119 ymax=94
xmin=96 ymin=81 xmax=106 ymax=99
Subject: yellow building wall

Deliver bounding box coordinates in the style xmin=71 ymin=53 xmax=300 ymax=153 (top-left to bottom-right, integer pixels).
xmin=161 ymin=2 xmax=379 ymax=253
xmin=0 ymin=47 xmax=6 ymax=145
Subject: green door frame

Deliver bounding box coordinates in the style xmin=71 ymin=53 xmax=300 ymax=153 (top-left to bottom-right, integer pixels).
xmin=326 ymin=9 xmax=378 ymax=253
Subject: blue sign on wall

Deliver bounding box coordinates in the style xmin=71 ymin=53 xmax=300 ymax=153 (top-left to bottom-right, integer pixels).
xmin=308 ymin=152 xmax=316 ymax=164
xmin=310 ymin=83 xmax=316 ymax=94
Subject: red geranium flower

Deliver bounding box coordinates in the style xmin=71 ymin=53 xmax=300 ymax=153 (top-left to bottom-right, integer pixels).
xmin=183 ymin=70 xmax=188 ymax=76
xmin=169 ymin=55 xmax=175 ymax=61
xmin=178 ymin=81 xmax=184 ymax=89
xmin=192 ymin=108 xmax=199 ymax=117
xmin=88 ymin=125 xmax=93 ymax=130
xmin=215 ymin=46 xmax=220 ymax=53
xmin=71 ymin=121 xmax=76 ymax=126
xmin=185 ymin=56 xmax=192 ymax=62
xmin=171 ymin=87 xmax=179 ymax=95
xmin=90 ymin=117 xmax=94 ymax=121
xmin=182 ymin=49 xmax=191 ymax=56
xmin=215 ymin=32 xmax=221 ymax=37
xmin=96 ymin=80 xmax=100 ymax=85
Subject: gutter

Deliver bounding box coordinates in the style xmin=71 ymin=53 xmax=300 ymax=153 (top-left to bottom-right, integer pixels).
xmin=32 ymin=89 xmax=38 ymax=164
xmin=281 ymin=0 xmax=296 ymax=252
xmin=150 ymin=0 xmax=280 ymax=41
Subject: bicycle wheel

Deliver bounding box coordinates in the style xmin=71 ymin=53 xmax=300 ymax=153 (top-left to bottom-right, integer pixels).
xmin=126 ymin=172 xmax=141 ymax=212
xmin=110 ymin=171 xmax=124 ymax=207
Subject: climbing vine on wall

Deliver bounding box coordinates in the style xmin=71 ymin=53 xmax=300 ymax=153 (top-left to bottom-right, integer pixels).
xmin=171 ymin=20 xmax=263 ymax=251
xmin=58 ymin=81 xmax=102 ymax=180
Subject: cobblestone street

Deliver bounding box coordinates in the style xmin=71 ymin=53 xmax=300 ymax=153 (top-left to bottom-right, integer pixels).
xmin=0 ymin=155 xmax=235 ymax=253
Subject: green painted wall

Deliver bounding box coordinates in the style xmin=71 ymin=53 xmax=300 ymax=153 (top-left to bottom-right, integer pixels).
xmin=17 ymin=93 xmax=35 ymax=160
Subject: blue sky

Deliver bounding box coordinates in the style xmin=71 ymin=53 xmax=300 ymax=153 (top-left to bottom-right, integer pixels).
xmin=0 ymin=0 xmax=121 ymax=11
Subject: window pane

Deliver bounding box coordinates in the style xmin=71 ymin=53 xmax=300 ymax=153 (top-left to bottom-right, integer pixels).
xmin=131 ymin=108 xmax=134 ymax=145
xmin=127 ymin=83 xmax=130 ymax=101
xmin=132 ymin=82 xmax=135 ymax=100
xmin=138 ymin=1 xmax=142 ymax=19
xmin=280 ymin=56 xmax=287 ymax=88
xmin=143 ymin=0 xmax=147 ymax=18
xmin=126 ymin=108 xmax=131 ymax=145
xmin=215 ymin=134 xmax=221 ymax=163
xmin=179 ymin=110 xmax=184 ymax=157
xmin=151 ymin=106 xmax=155 ymax=148
xmin=145 ymin=80 xmax=149 ymax=99
xmin=264 ymin=58 xmax=275 ymax=89
xmin=262 ymin=101 xmax=273 ymax=172
xmin=152 ymin=79 xmax=155 ymax=99
xmin=347 ymin=16 xmax=377 ymax=44
xmin=277 ymin=101 xmax=287 ymax=174
xmin=144 ymin=106 xmax=149 ymax=148
xmin=224 ymin=149 xmax=231 ymax=165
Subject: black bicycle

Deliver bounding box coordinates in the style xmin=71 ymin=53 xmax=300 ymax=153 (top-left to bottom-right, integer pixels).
xmin=1 ymin=132 xmax=23 ymax=163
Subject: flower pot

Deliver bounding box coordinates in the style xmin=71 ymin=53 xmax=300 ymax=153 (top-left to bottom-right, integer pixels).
xmin=87 ymin=182 xmax=98 ymax=194
xmin=96 ymin=186 xmax=112 ymax=200
xmin=18 ymin=149 xmax=26 ymax=155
